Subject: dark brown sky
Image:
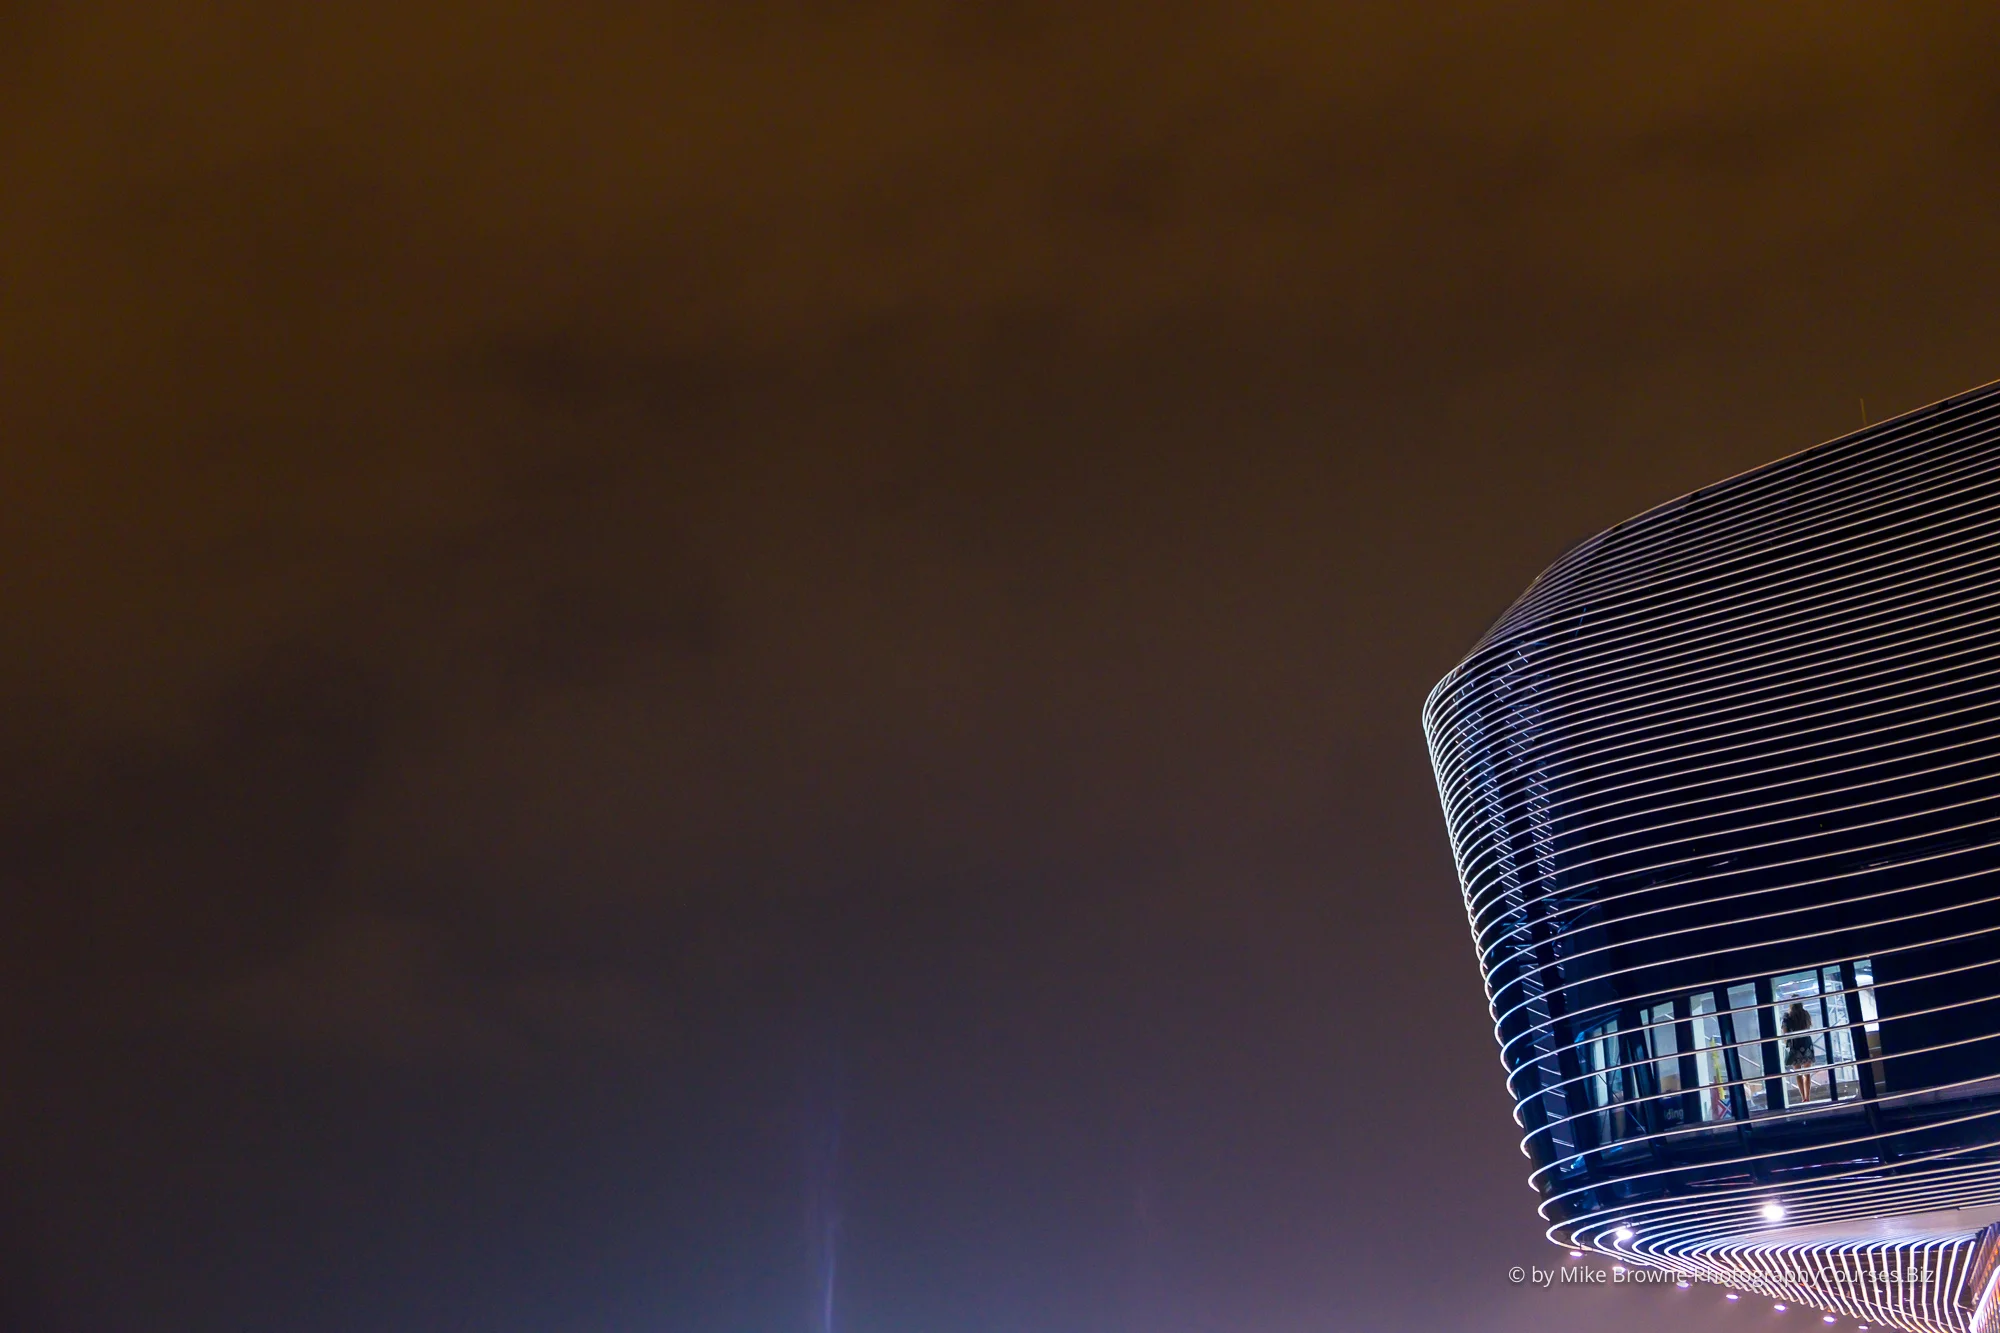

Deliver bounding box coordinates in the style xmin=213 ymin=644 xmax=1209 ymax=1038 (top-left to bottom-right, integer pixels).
xmin=4 ymin=4 xmax=1999 ymax=1329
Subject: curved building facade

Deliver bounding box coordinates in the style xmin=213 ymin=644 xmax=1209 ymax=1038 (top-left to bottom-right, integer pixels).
xmin=1424 ymin=380 xmax=2000 ymax=1332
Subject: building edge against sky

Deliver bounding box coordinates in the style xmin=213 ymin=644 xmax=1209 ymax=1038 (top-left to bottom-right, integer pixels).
xmin=1424 ymin=379 xmax=2000 ymax=1333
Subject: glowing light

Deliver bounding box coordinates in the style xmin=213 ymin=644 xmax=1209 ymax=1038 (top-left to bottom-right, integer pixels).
xmin=1613 ymin=1226 xmax=1634 ymax=1241
xmin=1726 ymin=1294 xmax=1740 ymax=1301
xmin=1822 ymin=1318 xmax=1836 ymax=1326
xmin=1568 ymin=1250 xmax=1582 ymax=1259
xmin=1761 ymin=1201 xmax=1787 ymax=1222
xmin=1775 ymin=1303 xmax=1788 ymax=1312
xmin=1676 ymin=1280 xmax=1690 ymax=1289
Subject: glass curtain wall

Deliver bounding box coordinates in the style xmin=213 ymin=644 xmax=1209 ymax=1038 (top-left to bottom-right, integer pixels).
xmin=1574 ymin=958 xmax=1881 ymax=1144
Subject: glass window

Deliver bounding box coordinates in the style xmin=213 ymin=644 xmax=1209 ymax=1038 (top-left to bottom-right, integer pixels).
xmin=1691 ymin=991 xmax=1734 ymax=1122
xmin=1728 ymin=982 xmax=1768 ymax=1114
xmin=1643 ymin=1002 xmax=1683 ymax=1126
xmin=1601 ymin=961 xmax=1879 ymax=1139
xmin=1772 ymin=969 xmax=1833 ymax=1108
xmin=1854 ymin=957 xmax=1886 ymax=1081
xmin=1820 ymin=965 xmax=1860 ymax=1101
xmin=1579 ymin=1018 xmax=1625 ymax=1143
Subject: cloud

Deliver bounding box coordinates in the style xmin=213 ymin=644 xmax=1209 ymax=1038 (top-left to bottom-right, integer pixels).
xmin=2 ymin=0 xmax=1997 ymax=1084
xmin=214 ymin=911 xmax=674 ymax=1061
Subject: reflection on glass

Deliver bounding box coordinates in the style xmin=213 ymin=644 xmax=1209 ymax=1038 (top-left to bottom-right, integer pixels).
xmin=1692 ymin=991 xmax=1733 ymax=1122
xmin=1820 ymin=965 xmax=1860 ymax=1101
xmin=1729 ymin=983 xmax=1768 ymax=1113
xmin=1855 ymin=958 xmax=1887 ymax=1090
xmin=1645 ymin=1002 xmax=1683 ymax=1126
xmin=1581 ymin=1018 xmax=1624 ymax=1143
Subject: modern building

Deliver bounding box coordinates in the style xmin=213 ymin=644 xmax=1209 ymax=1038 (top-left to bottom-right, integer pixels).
xmin=1424 ymin=380 xmax=2000 ymax=1332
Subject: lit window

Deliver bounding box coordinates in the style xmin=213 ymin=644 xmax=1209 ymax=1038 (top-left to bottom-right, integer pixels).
xmin=1691 ymin=992 xmax=1734 ymax=1123
xmin=1643 ymin=1002 xmax=1683 ymax=1127
xmin=1728 ymin=983 xmax=1768 ymax=1114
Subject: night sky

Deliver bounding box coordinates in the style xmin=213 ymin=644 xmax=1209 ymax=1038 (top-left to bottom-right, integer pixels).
xmin=4 ymin=5 xmax=2000 ymax=1330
